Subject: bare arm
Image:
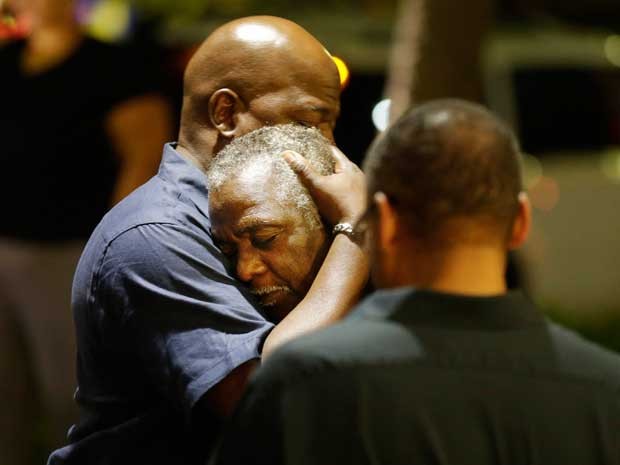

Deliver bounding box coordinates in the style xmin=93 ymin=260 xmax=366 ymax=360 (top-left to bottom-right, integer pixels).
xmin=105 ymin=94 xmax=174 ymax=204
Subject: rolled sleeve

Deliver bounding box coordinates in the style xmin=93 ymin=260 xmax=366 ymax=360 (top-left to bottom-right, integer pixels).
xmin=94 ymin=222 xmax=274 ymax=414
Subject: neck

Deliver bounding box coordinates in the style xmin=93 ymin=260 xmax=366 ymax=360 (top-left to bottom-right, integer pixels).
xmin=176 ymin=143 xmax=210 ymax=172
xmin=176 ymin=126 xmax=219 ymax=172
xmin=387 ymin=242 xmax=508 ymax=296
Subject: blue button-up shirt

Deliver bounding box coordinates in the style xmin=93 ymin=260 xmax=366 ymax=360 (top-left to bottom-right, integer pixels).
xmin=49 ymin=144 xmax=274 ymax=465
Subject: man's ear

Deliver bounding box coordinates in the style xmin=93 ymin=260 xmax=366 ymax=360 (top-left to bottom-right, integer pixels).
xmin=375 ymin=192 xmax=399 ymax=250
xmin=508 ymin=191 xmax=532 ymax=250
xmin=208 ymin=89 xmax=243 ymax=138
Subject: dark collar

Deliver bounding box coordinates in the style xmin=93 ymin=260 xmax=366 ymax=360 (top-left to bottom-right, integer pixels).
xmin=352 ymin=287 xmax=544 ymax=331
xmin=157 ymin=143 xmax=210 ymax=217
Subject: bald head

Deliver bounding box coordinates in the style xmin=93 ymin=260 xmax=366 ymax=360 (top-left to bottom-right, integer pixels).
xmin=183 ymin=16 xmax=335 ymax=103
xmin=364 ymin=99 xmax=523 ymax=245
xmin=178 ymin=16 xmax=341 ymax=168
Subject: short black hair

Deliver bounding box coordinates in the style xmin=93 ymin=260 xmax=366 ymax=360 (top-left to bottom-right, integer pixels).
xmin=363 ymin=99 xmax=523 ymax=244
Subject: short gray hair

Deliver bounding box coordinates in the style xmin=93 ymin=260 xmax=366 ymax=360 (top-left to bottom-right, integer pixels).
xmin=207 ymin=124 xmax=335 ymax=228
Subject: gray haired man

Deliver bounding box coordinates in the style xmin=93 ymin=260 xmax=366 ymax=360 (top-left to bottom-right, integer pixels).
xmin=208 ymin=124 xmax=340 ymax=323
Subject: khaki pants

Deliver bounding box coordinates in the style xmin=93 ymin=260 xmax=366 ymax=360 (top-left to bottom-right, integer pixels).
xmin=0 ymin=239 xmax=83 ymax=465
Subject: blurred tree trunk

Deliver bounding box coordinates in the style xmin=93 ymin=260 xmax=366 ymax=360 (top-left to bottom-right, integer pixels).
xmin=386 ymin=0 xmax=495 ymax=123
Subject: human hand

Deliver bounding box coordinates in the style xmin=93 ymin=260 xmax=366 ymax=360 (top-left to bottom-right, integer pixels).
xmin=283 ymin=146 xmax=366 ymax=226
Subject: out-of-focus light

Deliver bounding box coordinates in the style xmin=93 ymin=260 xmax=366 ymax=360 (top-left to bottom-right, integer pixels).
xmin=521 ymin=153 xmax=543 ymax=190
xmin=331 ymin=55 xmax=350 ymax=89
xmin=600 ymin=150 xmax=620 ymax=182
xmin=529 ymin=176 xmax=560 ymax=212
xmin=0 ymin=12 xmax=30 ymax=39
xmin=87 ymin=0 xmax=131 ymax=43
xmin=1 ymin=15 xmax=16 ymax=28
xmin=372 ymin=99 xmax=391 ymax=132
xmin=604 ymin=35 xmax=620 ymax=67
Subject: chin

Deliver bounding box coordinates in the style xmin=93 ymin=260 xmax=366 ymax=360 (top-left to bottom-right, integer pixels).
xmin=264 ymin=294 xmax=299 ymax=323
xmin=265 ymin=307 xmax=288 ymax=323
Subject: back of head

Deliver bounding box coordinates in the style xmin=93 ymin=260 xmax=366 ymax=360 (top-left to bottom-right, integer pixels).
xmin=364 ymin=99 xmax=523 ymax=246
xmin=207 ymin=124 xmax=334 ymax=228
xmin=182 ymin=16 xmax=328 ymax=101
xmin=178 ymin=16 xmax=340 ymax=164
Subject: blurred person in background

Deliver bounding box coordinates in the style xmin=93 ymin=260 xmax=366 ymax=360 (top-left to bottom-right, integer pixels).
xmin=48 ymin=16 xmax=367 ymax=465
xmin=0 ymin=0 xmax=173 ymax=463
xmin=213 ymin=99 xmax=620 ymax=465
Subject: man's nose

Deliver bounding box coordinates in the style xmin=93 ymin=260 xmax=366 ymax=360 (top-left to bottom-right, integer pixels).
xmin=236 ymin=248 xmax=267 ymax=283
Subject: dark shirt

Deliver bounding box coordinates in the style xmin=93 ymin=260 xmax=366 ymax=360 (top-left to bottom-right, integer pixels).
xmin=213 ymin=288 xmax=620 ymax=465
xmin=48 ymin=144 xmax=274 ymax=465
xmin=0 ymin=37 xmax=159 ymax=241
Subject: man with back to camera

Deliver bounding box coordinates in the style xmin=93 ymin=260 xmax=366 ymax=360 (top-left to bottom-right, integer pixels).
xmin=212 ymin=99 xmax=620 ymax=465
xmin=48 ymin=16 xmax=369 ymax=465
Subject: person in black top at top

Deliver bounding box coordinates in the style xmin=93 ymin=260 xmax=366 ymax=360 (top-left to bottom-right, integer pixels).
xmin=0 ymin=0 xmax=172 ymax=463
xmin=213 ymin=99 xmax=620 ymax=465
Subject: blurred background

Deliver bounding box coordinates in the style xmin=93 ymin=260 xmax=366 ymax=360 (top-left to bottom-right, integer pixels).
xmin=1 ymin=0 xmax=619 ymax=463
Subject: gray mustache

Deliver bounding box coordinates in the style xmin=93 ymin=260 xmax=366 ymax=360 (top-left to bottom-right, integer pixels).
xmin=250 ymin=285 xmax=293 ymax=296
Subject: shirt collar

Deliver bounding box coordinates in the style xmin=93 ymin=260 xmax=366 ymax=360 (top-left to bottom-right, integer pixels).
xmin=158 ymin=143 xmax=210 ymax=216
xmin=352 ymin=287 xmax=544 ymax=331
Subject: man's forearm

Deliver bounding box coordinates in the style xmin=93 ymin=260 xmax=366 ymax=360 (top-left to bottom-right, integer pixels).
xmin=262 ymin=234 xmax=368 ymax=357
xmin=106 ymin=94 xmax=173 ymax=205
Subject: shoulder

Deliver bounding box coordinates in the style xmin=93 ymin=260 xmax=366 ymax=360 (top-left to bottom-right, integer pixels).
xmin=257 ymin=314 xmax=423 ymax=389
xmin=547 ymin=321 xmax=620 ymax=387
xmin=276 ymin=291 xmax=424 ymax=364
xmin=74 ymin=200 xmax=261 ymax=329
xmin=91 ymin=172 xmax=208 ymax=243
xmin=75 ymin=174 xmax=223 ymax=293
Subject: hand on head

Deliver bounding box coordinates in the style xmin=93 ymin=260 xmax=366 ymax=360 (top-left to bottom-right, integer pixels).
xmin=283 ymin=146 xmax=367 ymax=226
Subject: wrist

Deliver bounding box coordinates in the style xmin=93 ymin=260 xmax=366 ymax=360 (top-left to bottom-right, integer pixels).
xmin=332 ymin=221 xmax=363 ymax=244
xmin=332 ymin=221 xmax=355 ymax=236
xmin=334 ymin=210 xmax=362 ymax=226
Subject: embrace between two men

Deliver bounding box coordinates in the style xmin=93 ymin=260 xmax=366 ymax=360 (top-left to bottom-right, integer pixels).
xmin=50 ymin=15 xmax=620 ymax=465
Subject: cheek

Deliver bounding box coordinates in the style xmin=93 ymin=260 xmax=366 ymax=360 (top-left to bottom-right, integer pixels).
xmin=265 ymin=233 xmax=320 ymax=289
xmin=289 ymin=231 xmax=326 ymax=286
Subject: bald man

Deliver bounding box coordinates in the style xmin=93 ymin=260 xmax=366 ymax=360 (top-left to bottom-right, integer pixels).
xmin=48 ymin=17 xmax=368 ymax=465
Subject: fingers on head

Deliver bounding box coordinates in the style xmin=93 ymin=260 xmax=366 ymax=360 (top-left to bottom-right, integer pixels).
xmin=330 ymin=145 xmax=349 ymax=172
xmin=283 ymin=150 xmax=313 ymax=177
